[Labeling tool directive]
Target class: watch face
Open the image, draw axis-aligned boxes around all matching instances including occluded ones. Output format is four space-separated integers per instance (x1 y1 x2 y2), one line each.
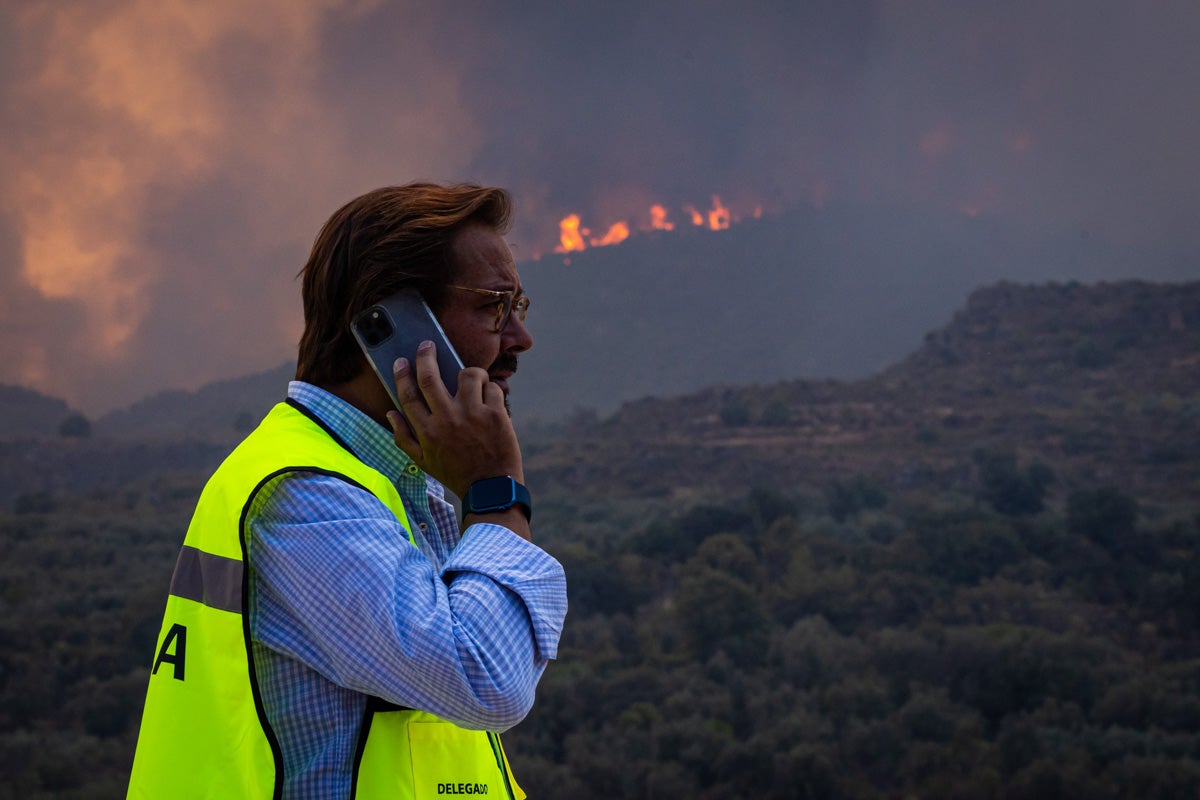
466 477 530 520
471 477 516 511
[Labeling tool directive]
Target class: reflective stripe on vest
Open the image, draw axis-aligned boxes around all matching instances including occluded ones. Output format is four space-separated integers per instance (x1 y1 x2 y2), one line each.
127 400 524 799
169 545 242 613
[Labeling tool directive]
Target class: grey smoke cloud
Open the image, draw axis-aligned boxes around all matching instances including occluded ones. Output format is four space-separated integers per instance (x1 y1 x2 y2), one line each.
0 0 1197 414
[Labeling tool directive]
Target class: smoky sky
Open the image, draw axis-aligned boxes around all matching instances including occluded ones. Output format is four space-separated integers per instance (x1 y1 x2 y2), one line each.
1 0 1198 415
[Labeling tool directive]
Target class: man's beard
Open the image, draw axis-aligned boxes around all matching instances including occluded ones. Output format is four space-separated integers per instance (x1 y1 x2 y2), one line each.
488 352 519 416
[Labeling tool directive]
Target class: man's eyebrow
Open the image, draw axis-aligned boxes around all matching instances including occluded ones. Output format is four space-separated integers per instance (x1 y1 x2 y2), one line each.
487 273 520 291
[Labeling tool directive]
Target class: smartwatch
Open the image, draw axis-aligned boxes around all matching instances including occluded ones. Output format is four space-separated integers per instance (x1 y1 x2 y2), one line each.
463 476 532 521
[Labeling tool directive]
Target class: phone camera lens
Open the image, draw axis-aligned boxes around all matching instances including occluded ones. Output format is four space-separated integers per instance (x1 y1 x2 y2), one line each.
357 307 393 347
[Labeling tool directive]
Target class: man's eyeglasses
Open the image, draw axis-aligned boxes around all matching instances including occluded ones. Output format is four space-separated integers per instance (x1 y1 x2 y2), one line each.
445 284 531 333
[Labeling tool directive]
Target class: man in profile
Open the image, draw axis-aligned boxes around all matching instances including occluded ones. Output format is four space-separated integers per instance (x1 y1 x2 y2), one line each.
128 183 567 799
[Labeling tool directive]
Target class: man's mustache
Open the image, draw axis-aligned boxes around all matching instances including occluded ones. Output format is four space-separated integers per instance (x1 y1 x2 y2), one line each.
488 353 519 377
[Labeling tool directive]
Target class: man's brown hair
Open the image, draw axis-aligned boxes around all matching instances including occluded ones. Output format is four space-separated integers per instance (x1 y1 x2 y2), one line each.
295 182 512 386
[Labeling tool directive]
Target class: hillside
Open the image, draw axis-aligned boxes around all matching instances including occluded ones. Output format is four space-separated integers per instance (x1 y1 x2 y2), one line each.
94 360 296 440
2 280 1198 798
524 280 1200 508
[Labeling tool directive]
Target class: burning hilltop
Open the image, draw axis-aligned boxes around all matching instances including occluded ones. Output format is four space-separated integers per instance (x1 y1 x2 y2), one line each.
549 195 763 260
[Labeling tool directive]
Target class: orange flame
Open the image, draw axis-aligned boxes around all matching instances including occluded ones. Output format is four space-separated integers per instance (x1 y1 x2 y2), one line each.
707 195 731 230
683 204 704 226
589 221 629 247
649 204 674 231
554 213 587 253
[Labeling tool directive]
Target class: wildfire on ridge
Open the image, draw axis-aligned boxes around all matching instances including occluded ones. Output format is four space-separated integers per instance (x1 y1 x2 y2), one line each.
554 194 752 255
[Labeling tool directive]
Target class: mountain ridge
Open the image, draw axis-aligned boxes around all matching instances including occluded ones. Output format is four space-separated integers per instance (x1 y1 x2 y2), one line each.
0 384 77 438
521 279 1200 507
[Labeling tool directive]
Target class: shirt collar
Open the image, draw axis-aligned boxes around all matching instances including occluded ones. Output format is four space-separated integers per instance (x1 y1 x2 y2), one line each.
286 381 440 496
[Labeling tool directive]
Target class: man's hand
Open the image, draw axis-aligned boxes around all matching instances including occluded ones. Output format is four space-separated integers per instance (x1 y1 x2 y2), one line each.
387 340 525 504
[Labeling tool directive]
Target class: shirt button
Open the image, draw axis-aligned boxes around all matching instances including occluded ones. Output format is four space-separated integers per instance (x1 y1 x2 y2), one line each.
418 523 428 531
406 464 420 476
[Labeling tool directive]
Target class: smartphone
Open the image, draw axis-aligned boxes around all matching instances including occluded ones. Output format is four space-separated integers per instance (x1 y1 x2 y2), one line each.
351 288 464 411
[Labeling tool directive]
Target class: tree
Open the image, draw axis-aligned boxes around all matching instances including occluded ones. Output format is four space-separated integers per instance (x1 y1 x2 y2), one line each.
1067 487 1138 549
718 394 750 427
58 412 92 439
826 475 888 522
687 534 760 585
973 450 1054 516
674 568 768 667
759 400 791 426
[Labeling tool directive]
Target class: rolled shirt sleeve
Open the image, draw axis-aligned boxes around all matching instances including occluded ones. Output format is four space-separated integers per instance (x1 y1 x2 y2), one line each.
248 471 567 731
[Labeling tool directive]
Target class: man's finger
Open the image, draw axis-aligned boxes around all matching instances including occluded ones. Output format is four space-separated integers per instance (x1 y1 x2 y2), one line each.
481 379 506 409
393 356 431 419
455 367 490 406
412 341 454 410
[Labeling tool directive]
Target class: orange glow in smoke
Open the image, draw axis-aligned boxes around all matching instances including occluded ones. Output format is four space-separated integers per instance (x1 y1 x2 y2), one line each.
810 181 829 209
919 126 956 159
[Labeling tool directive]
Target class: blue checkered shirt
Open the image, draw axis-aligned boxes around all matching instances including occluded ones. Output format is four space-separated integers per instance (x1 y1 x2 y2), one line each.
245 382 567 799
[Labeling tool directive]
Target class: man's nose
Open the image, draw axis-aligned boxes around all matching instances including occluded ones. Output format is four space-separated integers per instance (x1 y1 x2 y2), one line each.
502 314 533 353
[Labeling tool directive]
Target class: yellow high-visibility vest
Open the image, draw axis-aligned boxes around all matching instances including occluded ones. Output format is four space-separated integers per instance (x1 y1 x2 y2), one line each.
127 400 524 799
